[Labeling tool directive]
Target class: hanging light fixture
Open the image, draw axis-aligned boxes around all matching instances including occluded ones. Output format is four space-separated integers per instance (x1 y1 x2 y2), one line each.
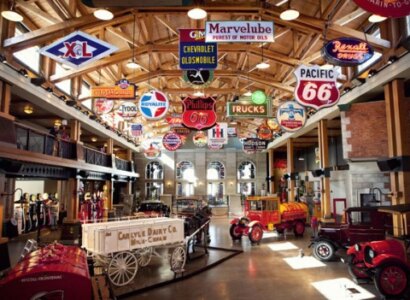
54 119 62 127
187 7 207 20
256 44 270 69
368 14 387 23
93 8 113 21
280 0 299 21
91 137 98 142
23 105 33 114
1 1 23 22
126 14 141 69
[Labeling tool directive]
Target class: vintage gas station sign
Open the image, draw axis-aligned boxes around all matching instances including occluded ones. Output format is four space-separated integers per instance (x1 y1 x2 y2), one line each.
266 118 280 133
294 65 340 110
91 79 136 99
353 0 410 18
182 97 217 130
116 101 138 120
322 38 374 66
129 123 143 137
162 132 182 151
205 21 274 43
208 122 228 145
183 70 214 88
179 29 218 70
227 101 269 118
139 90 169 120
257 124 273 140
193 131 208 148
144 143 161 159
94 98 114 114
40 31 117 69
277 101 306 132
242 138 268 152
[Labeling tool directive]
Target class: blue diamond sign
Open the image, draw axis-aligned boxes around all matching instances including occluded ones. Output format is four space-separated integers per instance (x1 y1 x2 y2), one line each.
40 31 118 69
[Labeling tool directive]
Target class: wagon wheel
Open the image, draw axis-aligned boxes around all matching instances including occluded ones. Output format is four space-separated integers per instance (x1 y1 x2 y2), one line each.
170 246 186 272
135 247 153 267
107 251 138 286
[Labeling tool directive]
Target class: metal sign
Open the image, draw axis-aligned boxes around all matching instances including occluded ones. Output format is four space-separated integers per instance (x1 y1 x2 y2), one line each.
182 97 217 130
183 70 214 88
179 29 218 70
227 101 269 118
117 101 138 120
91 79 136 99
139 90 169 120
266 118 280 133
277 101 306 132
129 123 143 137
353 0 410 18
228 127 237 137
257 124 273 140
322 38 374 66
294 65 340 110
144 143 161 159
242 138 268 152
40 31 117 69
205 21 274 43
208 122 228 145
193 131 208 148
162 132 182 151
94 98 114 114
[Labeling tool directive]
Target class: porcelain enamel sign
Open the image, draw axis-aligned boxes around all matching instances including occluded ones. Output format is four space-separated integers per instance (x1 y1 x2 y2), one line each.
139 90 169 120
205 21 274 43
322 38 374 66
117 101 137 120
162 132 182 151
353 0 410 18
277 101 306 132
182 97 217 130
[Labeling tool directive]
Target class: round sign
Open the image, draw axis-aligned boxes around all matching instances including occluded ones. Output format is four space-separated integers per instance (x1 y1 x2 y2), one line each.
144 144 161 159
162 132 182 151
353 0 410 18
183 70 214 88
95 98 114 115
251 90 267 105
193 131 207 147
139 90 169 120
117 101 138 120
208 142 223 150
267 118 280 132
277 101 306 132
257 124 273 140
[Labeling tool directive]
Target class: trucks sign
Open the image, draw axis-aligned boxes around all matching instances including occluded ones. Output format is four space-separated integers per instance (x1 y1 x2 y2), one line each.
227 101 269 118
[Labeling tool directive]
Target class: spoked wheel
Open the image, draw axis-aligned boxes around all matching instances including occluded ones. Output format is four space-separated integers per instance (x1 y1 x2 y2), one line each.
135 247 153 267
347 255 370 281
375 262 410 298
248 225 263 244
229 224 242 240
107 251 138 286
170 246 186 272
312 241 335 262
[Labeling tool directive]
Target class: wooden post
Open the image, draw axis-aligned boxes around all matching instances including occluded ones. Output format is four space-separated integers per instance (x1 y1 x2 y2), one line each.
0 80 11 115
268 149 275 194
287 139 295 202
65 178 79 222
70 119 81 142
106 138 114 155
318 119 333 221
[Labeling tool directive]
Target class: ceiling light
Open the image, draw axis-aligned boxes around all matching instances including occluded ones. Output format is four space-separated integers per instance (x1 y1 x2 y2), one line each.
187 8 207 20
321 63 334 70
23 105 33 114
1 1 23 23
126 61 140 69
91 137 98 142
256 62 270 69
280 9 299 21
368 14 387 23
93 9 113 20
54 119 62 127
193 90 204 97
243 91 252 97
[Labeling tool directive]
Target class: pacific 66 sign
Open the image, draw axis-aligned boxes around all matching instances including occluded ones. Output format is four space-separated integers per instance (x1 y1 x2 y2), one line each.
294 65 340 110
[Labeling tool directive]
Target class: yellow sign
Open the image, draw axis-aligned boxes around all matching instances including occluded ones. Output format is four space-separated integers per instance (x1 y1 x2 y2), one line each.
91 79 135 99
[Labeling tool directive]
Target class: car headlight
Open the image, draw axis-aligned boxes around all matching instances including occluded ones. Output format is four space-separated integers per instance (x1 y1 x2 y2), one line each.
368 249 375 259
354 244 361 251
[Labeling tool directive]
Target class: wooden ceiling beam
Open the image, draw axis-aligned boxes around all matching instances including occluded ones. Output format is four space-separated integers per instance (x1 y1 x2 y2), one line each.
16 1 61 25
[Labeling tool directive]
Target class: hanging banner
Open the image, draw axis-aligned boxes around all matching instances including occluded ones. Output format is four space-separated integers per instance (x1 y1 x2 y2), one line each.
193 131 208 148
353 0 410 18
139 90 169 120
277 101 306 132
208 122 228 145
162 132 183 151
182 97 217 130
183 70 214 88
129 123 143 137
227 101 269 118
205 21 274 43
322 38 374 66
91 79 136 99
179 29 218 70
40 31 118 69
116 101 138 120
242 138 268 152
94 98 114 114
294 65 340 110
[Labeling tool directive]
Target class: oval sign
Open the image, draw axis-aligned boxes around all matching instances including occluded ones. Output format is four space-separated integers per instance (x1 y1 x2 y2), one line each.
353 0 410 18
144 144 161 159
139 90 169 120
266 118 280 133
193 131 207 147
117 101 137 120
322 38 374 66
257 124 273 140
277 101 306 132
162 132 182 151
95 98 114 115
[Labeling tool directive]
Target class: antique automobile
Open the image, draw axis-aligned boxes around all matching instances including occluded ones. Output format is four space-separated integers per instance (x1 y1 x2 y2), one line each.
136 200 170 217
344 204 410 299
310 206 392 261
230 196 308 243
173 197 203 217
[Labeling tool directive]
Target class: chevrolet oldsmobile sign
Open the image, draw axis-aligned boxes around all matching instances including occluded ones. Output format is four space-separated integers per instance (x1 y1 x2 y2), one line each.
40 31 118 69
205 21 274 43
227 97 270 118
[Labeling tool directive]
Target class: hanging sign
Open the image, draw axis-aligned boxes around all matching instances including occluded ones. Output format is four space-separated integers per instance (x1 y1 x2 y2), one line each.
144 143 161 159
322 38 374 66
166 114 183 127
129 123 143 137
227 101 269 118
242 138 268 152
173 127 191 136
182 97 217 130
257 124 273 140
228 127 237 137
91 79 136 99
193 131 208 148
94 98 114 114
353 0 410 18
266 118 280 133
208 142 224 150
251 90 267 105
277 101 306 132
294 65 340 110
117 101 138 120
208 123 228 145
40 31 118 69
139 90 169 120
162 132 182 151
205 21 274 43
179 29 218 70
183 70 214 88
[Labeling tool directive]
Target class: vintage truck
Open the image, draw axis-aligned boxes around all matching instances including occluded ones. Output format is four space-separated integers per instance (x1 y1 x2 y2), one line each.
230 196 308 243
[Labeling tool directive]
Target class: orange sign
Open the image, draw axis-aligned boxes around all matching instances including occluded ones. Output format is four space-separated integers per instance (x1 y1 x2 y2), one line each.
91 79 135 99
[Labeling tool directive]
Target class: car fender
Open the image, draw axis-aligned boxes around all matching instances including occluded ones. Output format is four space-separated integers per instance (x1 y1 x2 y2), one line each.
230 218 240 225
248 220 261 228
370 255 410 269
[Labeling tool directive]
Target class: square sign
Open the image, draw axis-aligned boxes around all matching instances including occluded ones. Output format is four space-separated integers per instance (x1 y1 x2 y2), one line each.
40 31 118 69
208 122 228 145
179 29 218 70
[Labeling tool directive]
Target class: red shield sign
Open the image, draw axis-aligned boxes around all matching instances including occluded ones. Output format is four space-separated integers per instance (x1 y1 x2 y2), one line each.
294 65 340 110
182 97 217 130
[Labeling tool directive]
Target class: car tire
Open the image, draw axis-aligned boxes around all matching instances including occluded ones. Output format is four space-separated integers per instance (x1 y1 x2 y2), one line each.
248 225 263 244
229 224 242 240
347 255 370 281
312 240 335 261
293 221 305 237
374 261 410 299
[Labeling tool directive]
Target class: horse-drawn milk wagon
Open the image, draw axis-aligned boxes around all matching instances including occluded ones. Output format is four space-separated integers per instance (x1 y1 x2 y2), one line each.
82 217 186 286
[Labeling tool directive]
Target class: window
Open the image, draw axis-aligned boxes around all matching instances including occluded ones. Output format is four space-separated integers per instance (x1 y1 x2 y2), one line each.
144 161 163 200
13 28 40 74
176 161 196 197
146 161 163 180
54 64 72 96
145 182 163 200
358 29 382 74
206 161 226 206
207 161 225 180
238 161 256 198
238 161 256 179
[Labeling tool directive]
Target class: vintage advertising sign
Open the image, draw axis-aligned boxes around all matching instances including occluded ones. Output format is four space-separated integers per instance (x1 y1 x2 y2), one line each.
116 101 138 120
139 90 169 120
208 142 224 150
162 132 182 151
91 79 136 99
144 143 161 159
183 70 214 88
173 127 191 136
227 101 269 118
129 123 143 137
193 131 208 148
242 138 268 152
179 29 218 70
208 123 228 145
205 21 274 43
277 101 306 132
40 31 117 69
182 97 217 130
266 118 280 133
322 38 374 66
294 65 340 110
228 127 237 137
166 114 183 127
94 98 114 114
353 0 410 18
257 124 273 140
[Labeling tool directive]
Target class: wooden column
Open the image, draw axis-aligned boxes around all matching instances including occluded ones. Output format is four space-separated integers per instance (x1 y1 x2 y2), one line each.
106 138 114 155
126 149 133 194
287 139 295 202
70 119 81 142
0 80 11 115
318 119 333 221
384 79 410 236
268 149 275 194
65 178 79 222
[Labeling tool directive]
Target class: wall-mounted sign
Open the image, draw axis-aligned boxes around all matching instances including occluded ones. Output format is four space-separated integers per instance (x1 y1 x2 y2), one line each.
162 132 182 151
266 118 280 133
139 90 169 120
117 101 138 120
227 101 269 118
294 65 340 110
144 143 161 159
242 138 268 152
228 127 237 137
277 101 306 132
182 97 217 130
322 38 374 66
193 131 208 148
251 90 267 104
183 70 214 88
353 0 410 18
208 142 224 150
129 123 143 137
257 124 273 140
208 122 228 145
94 98 114 114
91 79 136 99
179 29 218 70
40 31 118 69
205 21 274 43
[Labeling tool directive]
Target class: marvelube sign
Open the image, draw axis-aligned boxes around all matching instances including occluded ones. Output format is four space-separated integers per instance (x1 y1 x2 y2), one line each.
353 0 410 18
227 101 269 118
322 38 374 66
182 97 217 130
179 29 218 70
139 90 169 120
205 21 274 43
277 101 306 132
91 79 136 99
